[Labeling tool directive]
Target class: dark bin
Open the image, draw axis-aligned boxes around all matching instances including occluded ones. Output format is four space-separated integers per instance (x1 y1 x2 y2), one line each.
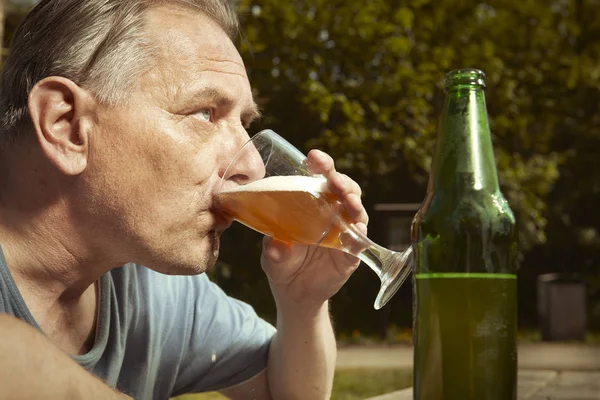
538 273 587 341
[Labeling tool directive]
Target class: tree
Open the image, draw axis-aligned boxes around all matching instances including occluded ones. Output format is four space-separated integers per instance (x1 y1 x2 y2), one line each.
213 0 600 332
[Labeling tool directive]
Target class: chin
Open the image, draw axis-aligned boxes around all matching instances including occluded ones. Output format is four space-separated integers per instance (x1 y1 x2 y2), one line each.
163 247 219 275
160 263 209 276
153 254 216 276
152 233 220 276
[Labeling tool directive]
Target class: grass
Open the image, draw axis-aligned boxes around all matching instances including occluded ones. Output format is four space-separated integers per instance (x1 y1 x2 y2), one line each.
331 368 412 400
172 368 412 400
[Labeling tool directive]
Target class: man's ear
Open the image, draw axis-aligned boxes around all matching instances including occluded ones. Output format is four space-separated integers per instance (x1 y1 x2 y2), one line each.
28 77 94 175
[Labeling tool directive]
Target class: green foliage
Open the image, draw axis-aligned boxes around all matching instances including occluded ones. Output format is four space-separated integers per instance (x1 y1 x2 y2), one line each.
237 0 600 253
230 0 600 330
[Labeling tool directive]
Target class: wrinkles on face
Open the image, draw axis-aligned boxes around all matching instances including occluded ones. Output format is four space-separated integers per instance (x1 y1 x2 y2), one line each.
144 6 249 94
139 9 256 139
84 5 259 274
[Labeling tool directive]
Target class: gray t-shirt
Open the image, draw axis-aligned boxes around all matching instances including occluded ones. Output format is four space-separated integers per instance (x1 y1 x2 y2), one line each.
0 249 276 399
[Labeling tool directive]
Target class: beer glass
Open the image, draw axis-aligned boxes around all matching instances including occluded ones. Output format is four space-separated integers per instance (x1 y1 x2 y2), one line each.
217 129 413 310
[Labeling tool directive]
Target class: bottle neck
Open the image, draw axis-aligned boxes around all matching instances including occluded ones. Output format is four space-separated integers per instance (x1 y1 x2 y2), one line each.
429 87 500 194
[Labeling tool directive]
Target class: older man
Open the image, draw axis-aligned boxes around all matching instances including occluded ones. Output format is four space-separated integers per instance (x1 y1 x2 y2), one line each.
0 0 368 399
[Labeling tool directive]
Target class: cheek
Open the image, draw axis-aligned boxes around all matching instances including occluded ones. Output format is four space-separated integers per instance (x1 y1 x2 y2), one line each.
146 141 223 213
184 134 235 182
172 140 220 185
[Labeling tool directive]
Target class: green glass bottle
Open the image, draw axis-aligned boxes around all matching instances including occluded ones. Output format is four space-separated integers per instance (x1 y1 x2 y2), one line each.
411 69 518 399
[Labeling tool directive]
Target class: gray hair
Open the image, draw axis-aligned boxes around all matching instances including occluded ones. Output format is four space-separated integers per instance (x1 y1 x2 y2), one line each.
0 0 239 145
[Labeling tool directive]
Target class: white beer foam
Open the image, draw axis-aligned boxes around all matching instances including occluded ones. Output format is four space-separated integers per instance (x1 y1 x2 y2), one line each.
223 175 329 193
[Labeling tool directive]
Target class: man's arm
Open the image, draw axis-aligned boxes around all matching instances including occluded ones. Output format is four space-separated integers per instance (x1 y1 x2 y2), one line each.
0 313 131 400
220 150 366 399
267 302 336 399
219 302 335 400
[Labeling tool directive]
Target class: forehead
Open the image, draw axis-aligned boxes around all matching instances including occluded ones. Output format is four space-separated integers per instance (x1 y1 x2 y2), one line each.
141 6 250 99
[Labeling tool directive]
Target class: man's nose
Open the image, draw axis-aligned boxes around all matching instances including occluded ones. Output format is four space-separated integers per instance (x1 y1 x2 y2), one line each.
222 134 266 186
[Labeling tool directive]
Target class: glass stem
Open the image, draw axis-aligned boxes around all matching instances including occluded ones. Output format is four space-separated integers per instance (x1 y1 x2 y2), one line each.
357 243 398 282
343 223 397 282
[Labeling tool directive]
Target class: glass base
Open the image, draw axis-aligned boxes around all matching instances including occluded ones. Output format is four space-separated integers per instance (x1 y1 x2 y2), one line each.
373 247 413 310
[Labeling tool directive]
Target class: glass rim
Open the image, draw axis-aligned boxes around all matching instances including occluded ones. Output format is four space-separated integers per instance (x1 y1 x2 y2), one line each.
445 68 486 91
219 129 276 192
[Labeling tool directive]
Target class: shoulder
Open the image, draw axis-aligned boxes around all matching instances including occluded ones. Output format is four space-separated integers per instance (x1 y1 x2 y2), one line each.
106 265 275 395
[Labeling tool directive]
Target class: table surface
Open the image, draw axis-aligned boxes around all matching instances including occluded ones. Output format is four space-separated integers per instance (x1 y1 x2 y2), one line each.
364 370 600 400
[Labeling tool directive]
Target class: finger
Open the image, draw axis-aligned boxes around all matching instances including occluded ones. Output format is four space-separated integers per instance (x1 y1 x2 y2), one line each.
305 150 362 196
355 222 368 236
328 172 362 199
342 193 369 225
339 222 369 256
305 149 335 175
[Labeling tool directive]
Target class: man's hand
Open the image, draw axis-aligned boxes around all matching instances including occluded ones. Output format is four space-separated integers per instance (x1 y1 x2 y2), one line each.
258 149 367 399
261 149 368 310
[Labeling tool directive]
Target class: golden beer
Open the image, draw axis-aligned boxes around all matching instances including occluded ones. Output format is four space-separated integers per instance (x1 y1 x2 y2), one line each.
217 176 352 250
218 129 414 309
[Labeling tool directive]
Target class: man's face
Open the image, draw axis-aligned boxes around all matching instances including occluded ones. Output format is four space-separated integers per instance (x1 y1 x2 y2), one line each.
83 6 260 274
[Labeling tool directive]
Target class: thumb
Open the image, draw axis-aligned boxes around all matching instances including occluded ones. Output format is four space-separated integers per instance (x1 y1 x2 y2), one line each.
261 237 307 286
261 236 293 265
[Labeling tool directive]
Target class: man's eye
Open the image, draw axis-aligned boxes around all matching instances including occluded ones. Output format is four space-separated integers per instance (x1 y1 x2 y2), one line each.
195 109 212 122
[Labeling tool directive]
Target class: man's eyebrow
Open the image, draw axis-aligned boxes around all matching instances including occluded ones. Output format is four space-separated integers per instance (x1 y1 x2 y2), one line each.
242 103 262 125
192 87 234 107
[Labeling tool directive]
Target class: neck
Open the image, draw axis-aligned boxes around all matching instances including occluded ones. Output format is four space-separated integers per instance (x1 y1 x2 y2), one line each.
0 146 114 302
429 87 500 195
